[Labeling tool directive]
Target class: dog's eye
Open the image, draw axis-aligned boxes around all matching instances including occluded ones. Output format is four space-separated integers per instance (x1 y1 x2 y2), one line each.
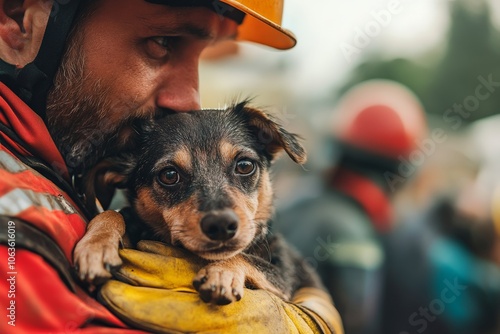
158 168 180 186
235 159 256 175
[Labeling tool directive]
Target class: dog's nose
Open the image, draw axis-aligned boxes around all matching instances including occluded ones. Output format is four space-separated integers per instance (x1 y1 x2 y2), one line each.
200 211 239 241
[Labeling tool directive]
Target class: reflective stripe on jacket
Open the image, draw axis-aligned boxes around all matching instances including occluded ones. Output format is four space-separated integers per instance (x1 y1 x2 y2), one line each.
0 82 141 333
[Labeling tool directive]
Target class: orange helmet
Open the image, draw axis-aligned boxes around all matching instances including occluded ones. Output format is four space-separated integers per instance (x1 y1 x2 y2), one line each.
150 0 296 49
333 80 427 160
220 0 296 49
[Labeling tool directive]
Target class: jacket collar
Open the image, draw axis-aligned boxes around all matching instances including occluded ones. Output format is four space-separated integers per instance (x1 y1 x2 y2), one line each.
0 82 70 182
330 167 392 233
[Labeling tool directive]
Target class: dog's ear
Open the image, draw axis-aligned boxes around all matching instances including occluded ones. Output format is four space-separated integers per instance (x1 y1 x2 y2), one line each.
83 154 137 212
232 101 307 164
99 153 137 189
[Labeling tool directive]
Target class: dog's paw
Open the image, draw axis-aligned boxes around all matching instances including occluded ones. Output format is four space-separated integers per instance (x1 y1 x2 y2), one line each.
73 233 122 286
193 265 245 305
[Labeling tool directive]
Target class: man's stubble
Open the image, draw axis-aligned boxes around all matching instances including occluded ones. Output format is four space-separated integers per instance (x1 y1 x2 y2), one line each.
46 22 149 175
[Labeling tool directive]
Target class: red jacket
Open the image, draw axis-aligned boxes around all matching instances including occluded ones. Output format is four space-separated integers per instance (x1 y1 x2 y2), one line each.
0 82 143 333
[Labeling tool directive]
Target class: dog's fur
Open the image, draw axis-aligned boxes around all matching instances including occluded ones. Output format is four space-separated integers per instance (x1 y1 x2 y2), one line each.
74 102 324 304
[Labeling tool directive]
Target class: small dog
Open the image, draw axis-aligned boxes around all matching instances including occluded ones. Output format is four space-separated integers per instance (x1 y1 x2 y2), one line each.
74 101 323 304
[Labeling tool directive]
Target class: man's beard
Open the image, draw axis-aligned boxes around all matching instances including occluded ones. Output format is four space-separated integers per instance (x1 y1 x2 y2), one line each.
46 26 145 176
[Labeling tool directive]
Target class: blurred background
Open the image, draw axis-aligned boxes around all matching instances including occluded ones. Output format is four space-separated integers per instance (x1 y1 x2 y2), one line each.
200 0 500 333
200 0 500 204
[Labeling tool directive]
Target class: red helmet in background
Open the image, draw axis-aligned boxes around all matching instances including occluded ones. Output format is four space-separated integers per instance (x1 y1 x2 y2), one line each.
330 80 428 231
332 80 428 160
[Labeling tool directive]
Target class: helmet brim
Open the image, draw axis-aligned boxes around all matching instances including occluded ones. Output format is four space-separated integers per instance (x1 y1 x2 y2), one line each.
220 0 296 50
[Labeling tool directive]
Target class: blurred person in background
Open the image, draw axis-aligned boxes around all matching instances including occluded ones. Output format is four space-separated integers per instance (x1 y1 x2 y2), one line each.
275 80 428 334
383 116 500 334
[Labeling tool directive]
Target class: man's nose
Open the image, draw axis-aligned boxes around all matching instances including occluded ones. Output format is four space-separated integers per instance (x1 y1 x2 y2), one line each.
155 58 201 112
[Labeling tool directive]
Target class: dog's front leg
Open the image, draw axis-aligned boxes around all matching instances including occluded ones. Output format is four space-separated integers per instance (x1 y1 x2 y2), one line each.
193 254 288 305
193 257 245 305
74 210 125 285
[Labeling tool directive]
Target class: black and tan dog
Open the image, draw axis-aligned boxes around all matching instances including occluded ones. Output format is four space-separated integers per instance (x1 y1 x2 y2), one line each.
74 101 323 304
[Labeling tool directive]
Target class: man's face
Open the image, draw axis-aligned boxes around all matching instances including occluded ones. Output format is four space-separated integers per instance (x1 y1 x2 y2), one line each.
46 0 238 173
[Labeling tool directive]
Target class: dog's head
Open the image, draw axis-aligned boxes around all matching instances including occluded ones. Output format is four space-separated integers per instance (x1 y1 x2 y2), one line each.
101 102 306 260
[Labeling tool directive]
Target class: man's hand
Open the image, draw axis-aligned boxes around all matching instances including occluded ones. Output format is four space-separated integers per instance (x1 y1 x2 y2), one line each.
98 241 344 334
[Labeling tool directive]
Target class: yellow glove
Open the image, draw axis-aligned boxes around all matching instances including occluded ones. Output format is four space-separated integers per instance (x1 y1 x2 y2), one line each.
99 241 344 334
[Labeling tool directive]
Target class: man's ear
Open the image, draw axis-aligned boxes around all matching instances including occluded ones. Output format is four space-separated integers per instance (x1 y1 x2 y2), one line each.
232 101 307 165
0 0 51 67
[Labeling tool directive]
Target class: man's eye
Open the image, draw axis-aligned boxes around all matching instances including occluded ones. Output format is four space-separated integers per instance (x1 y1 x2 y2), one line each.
152 36 170 48
145 37 172 59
